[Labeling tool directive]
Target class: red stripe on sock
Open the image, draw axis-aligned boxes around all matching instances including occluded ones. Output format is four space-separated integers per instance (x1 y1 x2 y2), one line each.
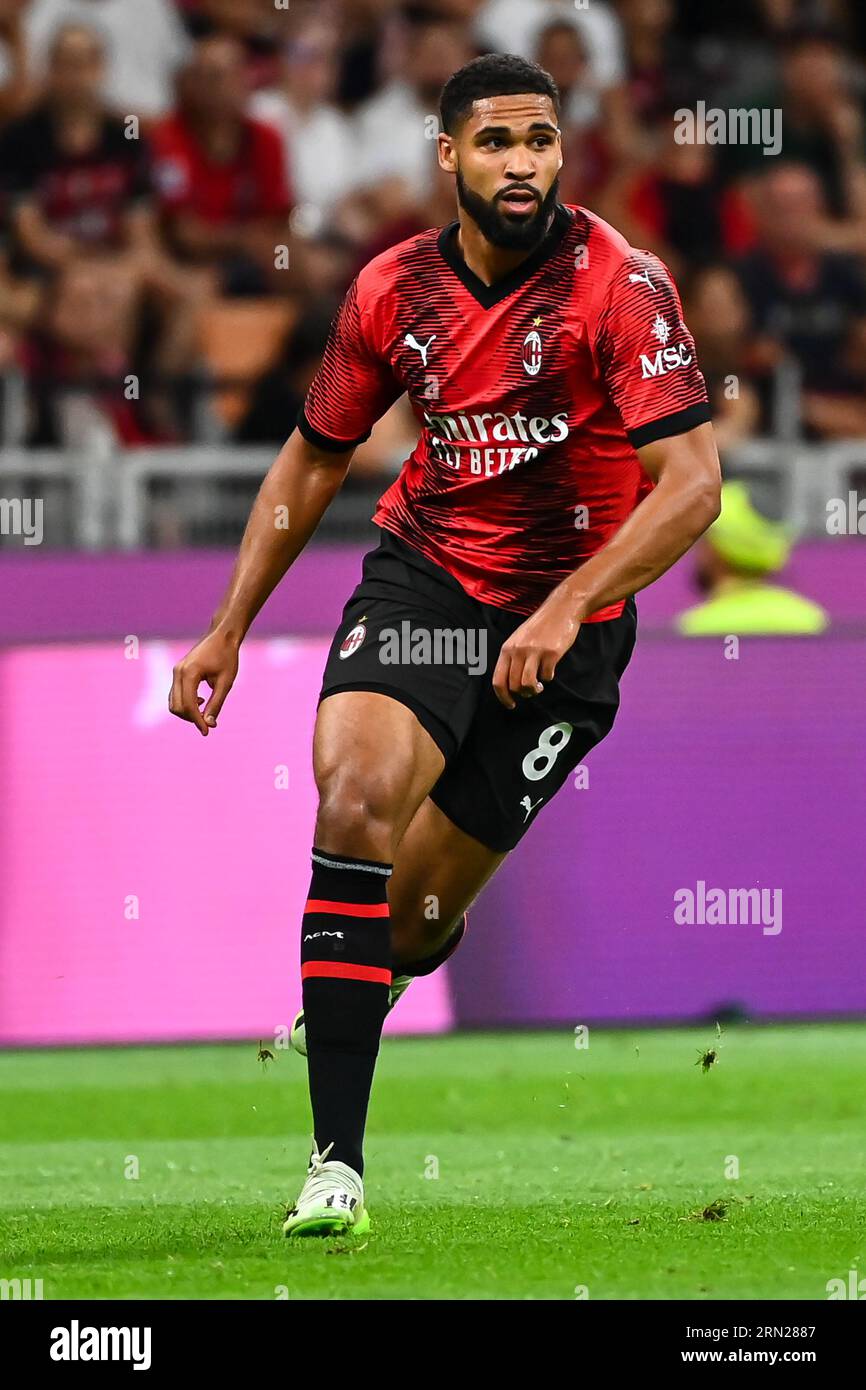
304 899 390 918
302 961 392 985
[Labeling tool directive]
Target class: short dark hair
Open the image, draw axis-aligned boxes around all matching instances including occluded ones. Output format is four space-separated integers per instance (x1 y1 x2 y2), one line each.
439 53 560 135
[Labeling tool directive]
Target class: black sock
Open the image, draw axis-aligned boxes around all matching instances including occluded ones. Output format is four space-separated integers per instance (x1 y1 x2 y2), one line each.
301 847 393 1177
395 912 468 977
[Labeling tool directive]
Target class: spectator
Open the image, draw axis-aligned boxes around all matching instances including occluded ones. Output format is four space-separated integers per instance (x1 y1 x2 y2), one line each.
250 19 355 236
351 17 471 213
1 24 151 271
776 26 866 228
152 35 292 295
184 0 285 93
591 0 706 177
331 0 388 110
677 481 828 635
0 0 36 125
682 264 760 452
602 113 754 275
531 19 628 209
26 0 189 118
716 24 866 225
617 0 697 126
735 163 866 437
0 23 207 442
475 0 625 92
534 19 598 131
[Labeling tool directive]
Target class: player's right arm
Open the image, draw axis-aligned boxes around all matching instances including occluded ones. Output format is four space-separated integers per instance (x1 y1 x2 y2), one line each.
169 271 402 736
169 431 355 735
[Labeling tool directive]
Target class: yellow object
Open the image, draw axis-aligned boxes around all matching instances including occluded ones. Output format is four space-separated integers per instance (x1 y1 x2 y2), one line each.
678 579 829 636
705 481 792 574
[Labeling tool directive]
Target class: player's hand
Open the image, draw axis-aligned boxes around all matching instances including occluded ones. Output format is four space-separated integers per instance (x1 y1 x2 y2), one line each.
169 630 240 736
492 596 581 710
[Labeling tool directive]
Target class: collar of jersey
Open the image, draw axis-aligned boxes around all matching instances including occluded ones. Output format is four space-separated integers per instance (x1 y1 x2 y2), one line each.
436 202 573 309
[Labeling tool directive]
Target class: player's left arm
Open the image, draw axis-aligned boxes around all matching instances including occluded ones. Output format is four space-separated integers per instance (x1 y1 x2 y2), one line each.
556 421 720 616
492 423 720 708
493 251 721 709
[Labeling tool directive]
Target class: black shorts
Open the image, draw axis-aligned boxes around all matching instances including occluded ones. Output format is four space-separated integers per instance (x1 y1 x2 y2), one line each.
318 527 637 853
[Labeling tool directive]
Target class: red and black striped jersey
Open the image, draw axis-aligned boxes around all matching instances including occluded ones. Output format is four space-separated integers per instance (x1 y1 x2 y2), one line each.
299 203 711 620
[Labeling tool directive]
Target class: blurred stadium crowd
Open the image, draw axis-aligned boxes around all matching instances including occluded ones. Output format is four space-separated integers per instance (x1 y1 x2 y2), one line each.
1 0 866 542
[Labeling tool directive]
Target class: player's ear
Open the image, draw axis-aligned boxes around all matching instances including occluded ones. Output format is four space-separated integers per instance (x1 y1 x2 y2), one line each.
437 132 457 174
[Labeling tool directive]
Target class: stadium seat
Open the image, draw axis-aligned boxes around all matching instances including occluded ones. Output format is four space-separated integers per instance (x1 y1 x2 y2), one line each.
199 298 297 427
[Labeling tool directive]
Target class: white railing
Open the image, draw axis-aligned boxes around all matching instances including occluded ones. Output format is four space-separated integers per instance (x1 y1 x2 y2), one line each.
1 439 865 549
116 446 275 550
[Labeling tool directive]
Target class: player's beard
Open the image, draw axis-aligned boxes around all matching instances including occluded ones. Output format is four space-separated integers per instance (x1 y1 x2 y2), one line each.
456 172 560 251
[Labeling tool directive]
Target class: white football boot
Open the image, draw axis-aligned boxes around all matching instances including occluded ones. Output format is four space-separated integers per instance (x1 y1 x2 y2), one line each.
282 1141 370 1238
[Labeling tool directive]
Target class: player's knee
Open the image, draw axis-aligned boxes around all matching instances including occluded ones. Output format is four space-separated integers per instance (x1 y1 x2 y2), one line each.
314 770 402 860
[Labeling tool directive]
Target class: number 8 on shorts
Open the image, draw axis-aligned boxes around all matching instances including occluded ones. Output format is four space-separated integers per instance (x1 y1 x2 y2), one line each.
521 722 574 782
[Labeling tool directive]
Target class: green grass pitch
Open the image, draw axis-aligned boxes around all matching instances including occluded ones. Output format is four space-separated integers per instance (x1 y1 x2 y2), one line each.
1 1025 864 1300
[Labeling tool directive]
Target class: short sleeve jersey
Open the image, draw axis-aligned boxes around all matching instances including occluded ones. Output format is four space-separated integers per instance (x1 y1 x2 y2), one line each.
300 203 710 620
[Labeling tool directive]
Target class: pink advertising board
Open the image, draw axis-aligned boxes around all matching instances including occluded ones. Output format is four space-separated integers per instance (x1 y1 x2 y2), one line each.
0 639 454 1045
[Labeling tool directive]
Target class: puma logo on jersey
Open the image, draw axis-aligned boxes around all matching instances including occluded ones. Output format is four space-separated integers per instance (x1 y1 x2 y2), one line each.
628 269 656 291
404 333 436 366
520 795 544 822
